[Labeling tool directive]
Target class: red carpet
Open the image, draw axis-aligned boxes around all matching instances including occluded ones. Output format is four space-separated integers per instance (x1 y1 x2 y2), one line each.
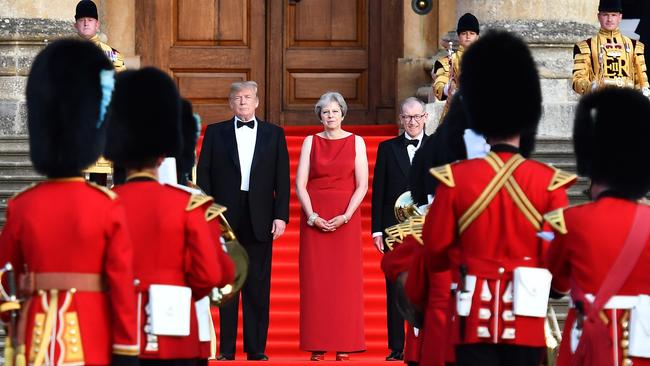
202 124 400 364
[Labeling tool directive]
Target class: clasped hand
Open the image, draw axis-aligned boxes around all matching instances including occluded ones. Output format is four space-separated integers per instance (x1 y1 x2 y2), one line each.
313 215 347 232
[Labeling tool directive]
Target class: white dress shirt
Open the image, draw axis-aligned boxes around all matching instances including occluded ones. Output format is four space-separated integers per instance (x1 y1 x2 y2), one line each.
405 131 424 164
234 117 257 191
372 131 425 239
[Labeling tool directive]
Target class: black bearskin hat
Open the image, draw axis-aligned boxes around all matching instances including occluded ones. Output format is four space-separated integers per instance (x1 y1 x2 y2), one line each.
75 0 98 20
457 13 480 34
598 0 622 13
459 30 541 141
573 87 650 199
175 99 201 186
104 67 181 168
26 39 112 178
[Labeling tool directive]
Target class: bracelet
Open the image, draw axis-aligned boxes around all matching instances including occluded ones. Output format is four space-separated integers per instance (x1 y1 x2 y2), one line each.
307 212 319 226
342 214 349 224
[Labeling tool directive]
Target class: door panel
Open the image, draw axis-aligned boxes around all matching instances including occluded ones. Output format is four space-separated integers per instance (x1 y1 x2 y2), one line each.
136 0 401 125
280 0 369 124
137 0 264 123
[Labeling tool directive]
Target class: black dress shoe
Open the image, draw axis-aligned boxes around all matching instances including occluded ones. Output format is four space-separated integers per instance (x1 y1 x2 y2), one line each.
386 350 404 361
247 353 269 361
216 354 234 361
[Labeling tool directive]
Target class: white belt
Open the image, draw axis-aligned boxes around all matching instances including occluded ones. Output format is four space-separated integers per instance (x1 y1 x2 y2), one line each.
571 294 646 310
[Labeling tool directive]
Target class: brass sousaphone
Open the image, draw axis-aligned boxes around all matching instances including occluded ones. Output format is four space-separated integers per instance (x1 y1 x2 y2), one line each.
209 206 249 307
385 191 425 327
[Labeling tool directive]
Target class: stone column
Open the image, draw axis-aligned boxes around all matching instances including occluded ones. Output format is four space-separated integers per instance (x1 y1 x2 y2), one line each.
0 0 136 136
0 0 78 136
445 0 600 137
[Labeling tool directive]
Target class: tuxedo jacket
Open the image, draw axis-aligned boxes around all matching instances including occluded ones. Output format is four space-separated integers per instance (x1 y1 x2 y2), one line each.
371 133 429 234
197 117 290 243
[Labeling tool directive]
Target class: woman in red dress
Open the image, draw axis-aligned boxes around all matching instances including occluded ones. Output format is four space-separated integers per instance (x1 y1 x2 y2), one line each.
296 92 369 361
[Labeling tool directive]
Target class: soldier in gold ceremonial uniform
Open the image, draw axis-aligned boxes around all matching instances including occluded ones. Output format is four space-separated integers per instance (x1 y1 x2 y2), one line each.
432 13 480 122
74 0 125 72
75 0 126 184
572 0 650 95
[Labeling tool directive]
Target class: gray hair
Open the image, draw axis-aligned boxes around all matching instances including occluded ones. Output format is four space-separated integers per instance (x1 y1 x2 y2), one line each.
400 97 426 114
230 81 258 99
314 91 348 117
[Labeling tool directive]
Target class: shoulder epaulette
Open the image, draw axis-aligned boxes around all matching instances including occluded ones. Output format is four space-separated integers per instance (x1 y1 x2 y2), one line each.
439 57 450 72
429 164 455 187
186 194 214 212
433 59 446 73
408 216 425 245
635 39 645 54
86 181 117 200
11 183 38 199
576 40 591 54
543 208 567 235
205 203 227 222
547 168 577 191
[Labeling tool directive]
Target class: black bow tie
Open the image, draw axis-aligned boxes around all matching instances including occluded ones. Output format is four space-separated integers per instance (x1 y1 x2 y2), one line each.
236 120 254 129
404 138 419 147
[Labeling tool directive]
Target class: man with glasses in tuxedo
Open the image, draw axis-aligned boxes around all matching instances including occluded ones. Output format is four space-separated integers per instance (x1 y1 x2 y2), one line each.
371 97 429 362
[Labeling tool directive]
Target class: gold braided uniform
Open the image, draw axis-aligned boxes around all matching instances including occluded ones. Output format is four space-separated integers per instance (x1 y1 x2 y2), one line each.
88 34 126 72
572 28 649 95
432 47 464 122
83 34 125 176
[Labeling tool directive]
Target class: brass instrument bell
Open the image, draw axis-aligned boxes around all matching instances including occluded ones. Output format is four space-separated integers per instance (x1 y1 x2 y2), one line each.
210 213 249 306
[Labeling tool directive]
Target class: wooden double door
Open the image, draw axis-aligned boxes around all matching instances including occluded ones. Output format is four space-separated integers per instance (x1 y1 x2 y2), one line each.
136 0 403 125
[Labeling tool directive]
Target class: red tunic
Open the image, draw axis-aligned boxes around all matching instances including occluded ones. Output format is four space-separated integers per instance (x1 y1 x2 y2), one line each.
423 150 574 347
114 179 230 359
380 237 425 363
405 240 453 366
546 197 650 366
0 178 139 365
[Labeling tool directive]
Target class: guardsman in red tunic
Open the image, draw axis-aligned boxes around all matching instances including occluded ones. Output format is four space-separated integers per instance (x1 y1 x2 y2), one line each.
171 98 237 363
104 68 233 365
0 39 139 366
381 223 425 366
546 87 650 366
423 31 576 365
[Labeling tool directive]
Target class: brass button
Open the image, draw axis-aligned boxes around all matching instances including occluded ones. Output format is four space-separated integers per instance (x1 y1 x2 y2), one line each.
34 338 41 345
69 337 78 344
68 328 77 335
71 346 79 353
68 319 76 326
621 339 630 348
498 267 505 274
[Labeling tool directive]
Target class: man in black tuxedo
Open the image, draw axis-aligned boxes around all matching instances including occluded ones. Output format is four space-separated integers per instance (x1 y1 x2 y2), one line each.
371 97 429 361
197 81 290 361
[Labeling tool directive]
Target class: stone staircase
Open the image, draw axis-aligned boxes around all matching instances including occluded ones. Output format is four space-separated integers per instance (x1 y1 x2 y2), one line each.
0 136 43 228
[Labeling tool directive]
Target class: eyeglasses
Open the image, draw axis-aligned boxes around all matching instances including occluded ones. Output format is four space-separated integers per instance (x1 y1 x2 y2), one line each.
400 114 426 122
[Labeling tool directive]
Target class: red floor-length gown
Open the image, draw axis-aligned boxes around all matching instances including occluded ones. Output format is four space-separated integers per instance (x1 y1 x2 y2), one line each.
299 134 366 352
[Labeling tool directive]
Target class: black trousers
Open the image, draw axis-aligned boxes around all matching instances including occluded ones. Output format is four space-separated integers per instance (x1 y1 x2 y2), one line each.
385 276 405 351
219 191 272 357
140 359 201 366
455 344 544 366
